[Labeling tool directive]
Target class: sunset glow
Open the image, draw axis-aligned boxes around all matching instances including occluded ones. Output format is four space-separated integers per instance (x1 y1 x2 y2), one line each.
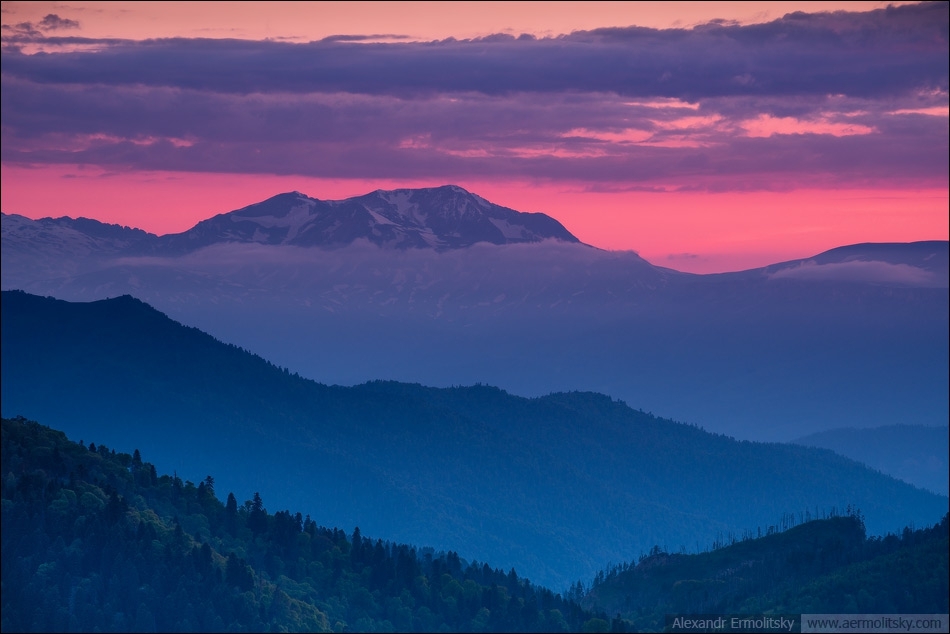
2 1 947 272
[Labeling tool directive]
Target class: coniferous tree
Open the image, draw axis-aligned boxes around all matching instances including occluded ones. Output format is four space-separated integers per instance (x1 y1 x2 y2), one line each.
248 491 268 534
225 491 239 533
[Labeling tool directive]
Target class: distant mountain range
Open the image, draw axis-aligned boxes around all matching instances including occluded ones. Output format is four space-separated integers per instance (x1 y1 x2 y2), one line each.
759 241 949 282
1 185 578 258
2 186 947 441
2 290 947 590
3 185 944 284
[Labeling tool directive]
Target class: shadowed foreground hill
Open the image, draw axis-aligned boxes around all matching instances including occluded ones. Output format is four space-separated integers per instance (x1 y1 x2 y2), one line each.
581 512 949 631
1 290 946 589
1 416 604 632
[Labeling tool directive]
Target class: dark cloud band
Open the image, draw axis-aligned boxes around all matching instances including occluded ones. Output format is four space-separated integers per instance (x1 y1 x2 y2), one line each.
1 2 946 190
2 3 946 99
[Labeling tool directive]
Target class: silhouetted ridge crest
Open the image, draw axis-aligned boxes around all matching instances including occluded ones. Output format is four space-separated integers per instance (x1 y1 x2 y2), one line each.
2 291 947 588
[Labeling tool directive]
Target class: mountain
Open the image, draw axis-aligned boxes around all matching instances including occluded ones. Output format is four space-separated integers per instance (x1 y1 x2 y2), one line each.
155 186 580 252
2 189 947 441
0 184 582 294
791 425 950 496
580 512 949 630
2 290 946 590
1 416 605 633
756 241 949 287
0 212 154 284
0 212 152 254
1 185 579 259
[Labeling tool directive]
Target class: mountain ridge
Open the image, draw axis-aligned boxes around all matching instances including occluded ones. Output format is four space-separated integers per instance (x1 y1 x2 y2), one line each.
791 424 950 496
3 188 947 441
2 290 946 589
1 184 581 256
3 196 946 285
755 241 949 287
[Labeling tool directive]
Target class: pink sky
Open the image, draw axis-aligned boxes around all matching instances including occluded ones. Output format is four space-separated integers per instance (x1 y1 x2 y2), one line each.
2 2 910 43
1 1 947 272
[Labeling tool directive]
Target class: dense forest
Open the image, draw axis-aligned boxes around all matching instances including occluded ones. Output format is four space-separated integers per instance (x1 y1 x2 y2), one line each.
0 416 616 633
579 509 949 631
4 414 949 633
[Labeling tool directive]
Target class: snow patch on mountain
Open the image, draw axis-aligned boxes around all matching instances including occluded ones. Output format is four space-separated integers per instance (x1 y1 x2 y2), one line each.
366 209 399 227
489 218 528 241
377 190 417 221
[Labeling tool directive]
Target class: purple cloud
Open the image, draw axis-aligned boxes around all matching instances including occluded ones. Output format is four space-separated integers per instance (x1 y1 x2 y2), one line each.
1 13 79 38
1 3 947 190
2 4 946 98
37 14 79 31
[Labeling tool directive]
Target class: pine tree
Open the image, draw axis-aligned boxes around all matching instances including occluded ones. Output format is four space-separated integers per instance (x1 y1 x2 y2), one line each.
248 492 268 534
225 492 238 533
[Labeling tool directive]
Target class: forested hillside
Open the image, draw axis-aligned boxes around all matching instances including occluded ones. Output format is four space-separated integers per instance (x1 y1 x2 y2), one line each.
581 510 949 631
0 416 610 632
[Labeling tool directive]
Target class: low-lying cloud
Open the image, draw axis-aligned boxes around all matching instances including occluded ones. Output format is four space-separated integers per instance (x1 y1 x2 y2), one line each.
769 260 946 287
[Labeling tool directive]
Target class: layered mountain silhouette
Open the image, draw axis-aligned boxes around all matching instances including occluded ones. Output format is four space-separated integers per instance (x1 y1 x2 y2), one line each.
2 187 947 441
2 290 947 590
792 425 950 496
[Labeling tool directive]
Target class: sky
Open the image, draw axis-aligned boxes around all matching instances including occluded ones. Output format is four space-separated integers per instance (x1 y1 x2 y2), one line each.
1 1 947 273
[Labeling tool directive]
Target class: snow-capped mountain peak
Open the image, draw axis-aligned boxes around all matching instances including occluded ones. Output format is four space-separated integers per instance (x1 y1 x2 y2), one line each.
154 185 580 252
1 185 580 257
